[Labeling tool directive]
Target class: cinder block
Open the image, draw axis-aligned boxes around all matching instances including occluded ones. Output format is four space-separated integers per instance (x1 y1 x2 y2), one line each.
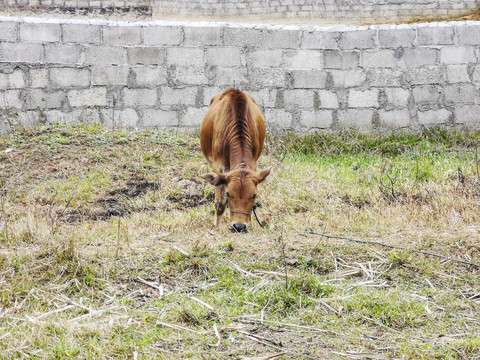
20 23 60 43
183 26 223 46
30 69 49 88
0 69 25 89
103 25 142 45
331 69 367 88
283 49 322 70
215 67 249 86
141 109 178 127
384 88 410 107
368 68 405 87
128 47 165 65
224 27 263 47
348 89 379 108
417 109 452 125
143 26 183 46
400 48 438 67
247 49 283 68
291 70 327 88
25 89 65 110
444 84 477 104
447 65 470 83
0 90 23 109
378 28 415 48
283 89 314 109
206 47 243 67
167 47 205 67
264 108 292 128
68 87 107 107
250 68 287 88
50 68 90 88
455 105 480 125
123 88 158 107
65 0 79 7
0 22 18 42
412 85 443 105
298 110 333 129
338 109 374 132
180 107 208 127
101 108 139 127
85 107 103 125
323 51 359 69
318 90 339 109
246 88 277 108
132 66 167 87
44 109 84 125
44 43 83 64
62 24 101 44
0 43 43 63
117 108 140 128
440 46 476 64
262 28 300 49
417 25 454 45
456 24 480 46
4 110 42 129
338 30 376 50
85 45 126 65
92 66 129 86
409 66 444 85
203 86 225 106
378 109 411 128
301 29 338 50
170 66 210 86
160 87 197 106
362 49 397 68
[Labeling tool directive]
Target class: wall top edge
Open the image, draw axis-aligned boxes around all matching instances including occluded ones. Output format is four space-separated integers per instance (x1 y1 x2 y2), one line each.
0 15 480 32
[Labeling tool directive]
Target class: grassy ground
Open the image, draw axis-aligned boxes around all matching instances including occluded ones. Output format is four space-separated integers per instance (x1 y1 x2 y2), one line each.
0 124 479 359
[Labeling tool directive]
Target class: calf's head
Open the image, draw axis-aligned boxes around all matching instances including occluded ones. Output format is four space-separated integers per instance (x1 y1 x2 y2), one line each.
202 167 271 233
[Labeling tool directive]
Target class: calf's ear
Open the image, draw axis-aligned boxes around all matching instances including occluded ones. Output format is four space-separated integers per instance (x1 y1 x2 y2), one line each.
201 172 226 186
256 167 272 184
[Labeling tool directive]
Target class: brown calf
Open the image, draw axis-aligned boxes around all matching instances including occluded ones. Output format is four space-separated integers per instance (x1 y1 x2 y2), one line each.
200 89 271 233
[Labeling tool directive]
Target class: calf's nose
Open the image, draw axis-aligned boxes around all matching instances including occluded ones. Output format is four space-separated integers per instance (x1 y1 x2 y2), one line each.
231 223 247 233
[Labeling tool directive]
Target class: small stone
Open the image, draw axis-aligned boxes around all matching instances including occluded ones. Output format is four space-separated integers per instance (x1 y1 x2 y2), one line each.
176 179 202 197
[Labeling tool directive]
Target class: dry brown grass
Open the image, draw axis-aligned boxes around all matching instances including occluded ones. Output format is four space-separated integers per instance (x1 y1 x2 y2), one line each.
0 125 479 359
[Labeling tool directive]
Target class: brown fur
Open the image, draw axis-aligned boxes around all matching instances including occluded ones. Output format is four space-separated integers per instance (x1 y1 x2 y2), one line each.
200 89 271 232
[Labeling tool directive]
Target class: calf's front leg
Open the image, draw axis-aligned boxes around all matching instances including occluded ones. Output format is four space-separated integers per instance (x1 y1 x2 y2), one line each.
214 184 227 229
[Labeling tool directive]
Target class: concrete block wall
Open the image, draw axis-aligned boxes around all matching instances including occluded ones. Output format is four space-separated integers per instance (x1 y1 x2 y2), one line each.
1 16 480 133
152 0 480 24
1 1 479 24
0 0 152 16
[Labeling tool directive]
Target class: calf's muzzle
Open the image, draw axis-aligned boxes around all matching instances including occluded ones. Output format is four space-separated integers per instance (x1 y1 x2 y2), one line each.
230 223 247 233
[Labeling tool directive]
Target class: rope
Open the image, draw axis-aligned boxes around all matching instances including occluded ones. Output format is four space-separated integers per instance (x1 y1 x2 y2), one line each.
252 203 264 229
228 203 265 229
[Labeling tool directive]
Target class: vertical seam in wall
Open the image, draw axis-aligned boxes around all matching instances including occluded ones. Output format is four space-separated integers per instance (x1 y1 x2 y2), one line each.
453 23 459 46
409 25 416 47
179 24 185 46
